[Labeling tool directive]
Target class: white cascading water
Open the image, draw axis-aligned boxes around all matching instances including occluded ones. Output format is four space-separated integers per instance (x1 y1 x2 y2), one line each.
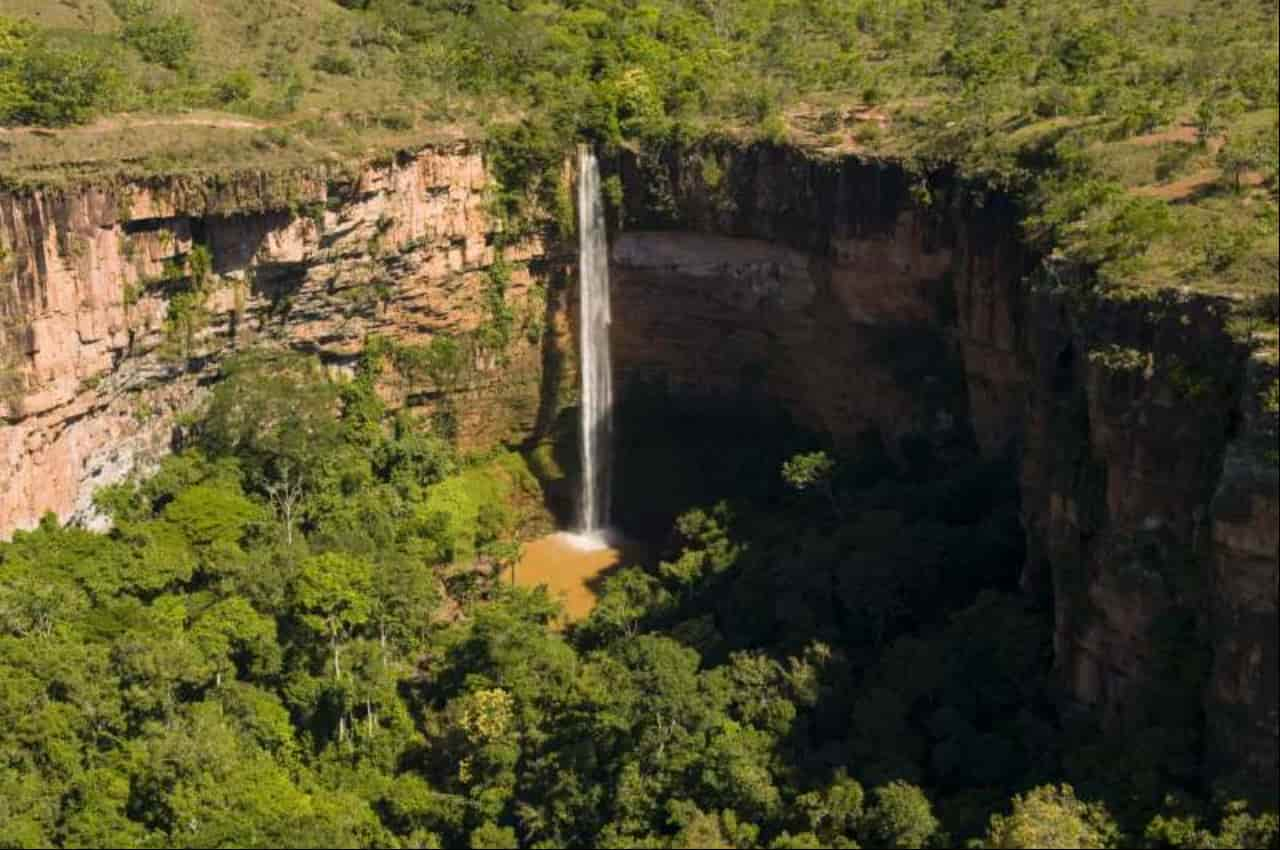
575 145 614 542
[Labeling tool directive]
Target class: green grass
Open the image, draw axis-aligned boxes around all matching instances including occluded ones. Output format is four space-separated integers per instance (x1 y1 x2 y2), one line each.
1 0 406 115
0 113 470 189
0 0 496 187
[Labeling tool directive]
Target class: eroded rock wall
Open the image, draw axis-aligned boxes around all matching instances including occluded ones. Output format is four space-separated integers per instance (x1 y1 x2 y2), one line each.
0 144 572 536
1019 288 1277 796
612 146 1029 462
1205 353 1279 795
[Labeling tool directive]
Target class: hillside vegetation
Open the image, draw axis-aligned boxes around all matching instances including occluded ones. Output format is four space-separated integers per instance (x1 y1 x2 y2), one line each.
1 0 1277 311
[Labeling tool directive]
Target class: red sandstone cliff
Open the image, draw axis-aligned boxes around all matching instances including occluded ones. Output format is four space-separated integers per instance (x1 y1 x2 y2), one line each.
0 144 570 536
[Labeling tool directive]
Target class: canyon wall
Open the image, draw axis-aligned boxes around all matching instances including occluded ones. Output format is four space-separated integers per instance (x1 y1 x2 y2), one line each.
1020 287 1276 796
1 141 1274 797
0 144 572 536
610 143 1276 798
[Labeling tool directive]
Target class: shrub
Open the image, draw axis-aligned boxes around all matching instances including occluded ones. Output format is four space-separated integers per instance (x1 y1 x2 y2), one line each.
759 112 789 145
1154 142 1197 183
314 51 357 77
377 110 414 130
853 121 884 145
1200 221 1255 273
115 0 198 70
213 69 254 104
3 30 119 127
1217 123 1279 191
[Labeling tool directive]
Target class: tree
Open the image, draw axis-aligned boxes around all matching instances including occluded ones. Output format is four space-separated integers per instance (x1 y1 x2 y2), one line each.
782 451 842 518
447 687 520 822
581 567 670 644
859 781 941 849
771 831 826 849
0 17 32 123
125 703 367 846
984 784 1117 849
163 480 265 550
380 774 459 846
470 822 518 849
290 552 373 681
669 803 735 849
1212 802 1280 849
1217 123 1278 192
4 31 117 126
794 771 865 846
59 767 148 848
264 459 307 546
372 553 443 656
202 350 342 475
192 597 279 687
1145 801 1279 850
658 503 742 591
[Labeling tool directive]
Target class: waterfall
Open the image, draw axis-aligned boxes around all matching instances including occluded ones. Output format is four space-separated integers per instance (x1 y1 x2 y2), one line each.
576 145 614 538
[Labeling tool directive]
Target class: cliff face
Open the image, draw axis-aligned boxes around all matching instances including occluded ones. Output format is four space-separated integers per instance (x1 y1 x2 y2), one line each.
610 143 1276 797
1205 354 1279 792
0 142 1274 795
0 144 571 536
612 147 1028 461
1020 288 1276 794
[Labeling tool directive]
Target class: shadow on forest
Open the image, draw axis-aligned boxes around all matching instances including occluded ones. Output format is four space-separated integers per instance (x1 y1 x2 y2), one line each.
553 379 1139 837
547 374 1247 836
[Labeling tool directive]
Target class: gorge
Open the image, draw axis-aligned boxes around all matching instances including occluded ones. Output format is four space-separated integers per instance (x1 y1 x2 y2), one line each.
0 139 1276 805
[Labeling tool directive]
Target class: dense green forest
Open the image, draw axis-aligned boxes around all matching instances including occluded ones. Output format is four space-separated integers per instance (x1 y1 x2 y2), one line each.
1 351 1277 848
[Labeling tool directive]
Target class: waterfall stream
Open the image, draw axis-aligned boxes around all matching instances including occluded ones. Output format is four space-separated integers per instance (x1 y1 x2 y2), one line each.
576 146 614 540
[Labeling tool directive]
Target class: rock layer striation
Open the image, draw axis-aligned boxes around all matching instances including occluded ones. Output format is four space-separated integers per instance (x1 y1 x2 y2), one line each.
1 144 571 535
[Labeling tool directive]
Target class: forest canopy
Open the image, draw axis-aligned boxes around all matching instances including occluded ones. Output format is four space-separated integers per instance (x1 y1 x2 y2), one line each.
1 352 1277 848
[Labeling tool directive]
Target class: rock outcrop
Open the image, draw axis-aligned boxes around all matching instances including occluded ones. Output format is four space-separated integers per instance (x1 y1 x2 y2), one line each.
1019 287 1275 795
